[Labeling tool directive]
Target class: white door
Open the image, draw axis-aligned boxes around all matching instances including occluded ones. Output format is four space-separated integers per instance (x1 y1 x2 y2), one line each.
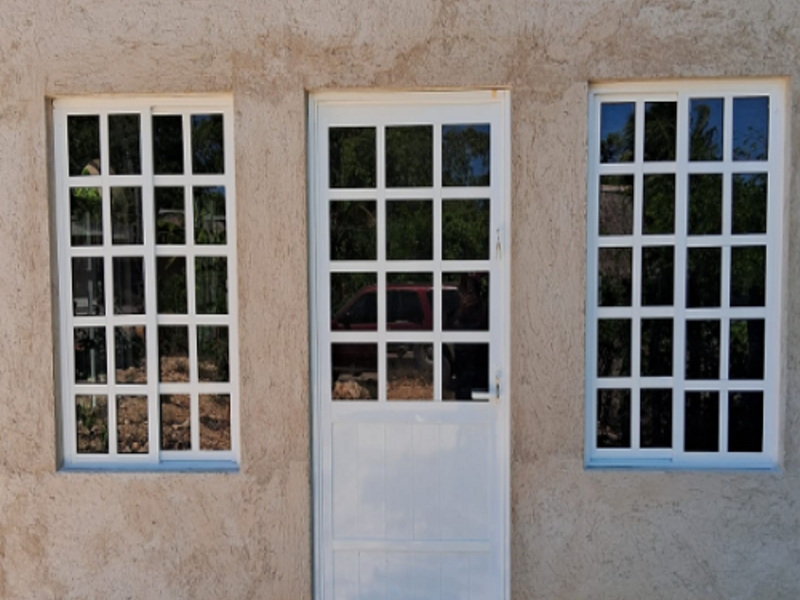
310 91 510 600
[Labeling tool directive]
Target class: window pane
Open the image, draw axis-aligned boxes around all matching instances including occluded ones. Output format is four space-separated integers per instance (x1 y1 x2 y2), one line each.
728 392 764 452
685 391 719 452
443 272 489 331
598 248 632 307
442 199 490 260
597 389 631 448
195 257 228 315
153 115 184 175
70 187 103 246
199 394 231 450
640 319 673 377
330 273 377 331
444 343 489 401
117 395 148 454
386 126 433 187
641 246 674 306
640 389 672 449
689 98 723 161
387 273 433 331
685 320 720 380
113 257 145 314
687 247 721 308
597 319 631 378
599 175 633 236
159 326 190 383
644 102 677 162
600 102 634 163
191 114 225 174
732 173 768 234
155 187 186 245
68 115 101 176
115 326 147 384
110 187 143 245
76 395 108 454
193 186 226 245
729 320 765 380
643 174 675 234
330 201 376 261
74 327 107 384
387 343 433 401
442 124 490 186
329 127 376 188
72 257 105 316
332 344 378 400
733 97 769 161
688 174 722 235
108 114 141 175
386 200 433 260
160 394 191 450
197 326 230 383
730 246 766 307
156 256 187 314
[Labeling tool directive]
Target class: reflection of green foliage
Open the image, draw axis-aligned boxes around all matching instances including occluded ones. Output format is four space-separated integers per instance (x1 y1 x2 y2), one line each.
71 187 103 245
733 174 767 234
76 396 109 453
690 102 722 161
330 128 376 188
192 115 225 174
330 201 376 260
442 200 490 260
110 187 143 244
442 125 490 186
643 103 677 161
386 126 432 187
194 187 227 245
731 247 766 306
196 257 228 314
643 175 675 234
386 201 432 260
688 174 722 235
68 115 100 176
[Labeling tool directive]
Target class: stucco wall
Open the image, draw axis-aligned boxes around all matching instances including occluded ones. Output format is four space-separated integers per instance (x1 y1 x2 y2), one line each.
0 0 798 598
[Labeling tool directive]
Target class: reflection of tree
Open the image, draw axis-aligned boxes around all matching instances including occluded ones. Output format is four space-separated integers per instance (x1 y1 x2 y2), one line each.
330 201 376 260
690 102 722 161
597 319 630 377
442 200 490 260
386 127 432 187
442 125 490 186
108 114 141 175
191 115 224 174
733 174 767 234
198 327 229 382
597 389 630 447
330 128 376 188
110 187 143 244
194 187 227 245
386 201 432 260
68 116 100 176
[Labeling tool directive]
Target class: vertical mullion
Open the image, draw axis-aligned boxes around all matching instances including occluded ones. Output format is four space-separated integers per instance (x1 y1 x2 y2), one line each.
433 122 443 401
630 100 645 450
376 124 387 402
586 95 601 458
719 96 734 456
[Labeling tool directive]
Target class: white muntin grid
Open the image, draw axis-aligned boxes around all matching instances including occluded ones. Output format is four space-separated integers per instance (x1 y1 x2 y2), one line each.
54 96 239 469
585 80 785 469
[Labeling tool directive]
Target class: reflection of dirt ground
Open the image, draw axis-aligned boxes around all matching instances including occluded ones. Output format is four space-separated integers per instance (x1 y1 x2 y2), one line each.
332 352 436 401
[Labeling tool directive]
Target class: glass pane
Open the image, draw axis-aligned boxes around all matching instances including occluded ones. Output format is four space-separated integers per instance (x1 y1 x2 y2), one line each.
729 319 765 380
155 187 186 244
115 326 147 384
156 256 187 314
108 114 141 175
728 392 764 452
76 395 108 454
160 394 190 451
153 115 184 175
598 247 632 307
444 343 489 401
197 326 230 383
685 320 720 380
687 247 721 308
640 389 672 449
191 114 225 174
387 343 433 401
110 187 143 245
72 257 105 316
644 102 677 162
641 319 673 377
597 389 631 448
643 174 675 234
597 319 631 378
688 174 722 235
74 327 107 384
113 257 145 314
330 201 376 261
599 175 633 236
70 187 103 246
685 391 719 452
159 326 190 383
386 200 433 260
194 186 226 245
733 97 769 161
732 173 767 234
387 273 433 331
195 257 228 314
600 102 635 163
442 199 490 261
332 344 378 400
730 246 766 307
689 98 723 161
331 273 377 331
443 272 489 331
199 394 231 450
641 246 674 306
386 126 433 187
329 127 376 188
68 115 101 176
442 124 490 186
117 395 148 454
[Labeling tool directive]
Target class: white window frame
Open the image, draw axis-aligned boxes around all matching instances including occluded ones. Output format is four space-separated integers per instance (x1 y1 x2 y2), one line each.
585 79 786 470
54 95 240 470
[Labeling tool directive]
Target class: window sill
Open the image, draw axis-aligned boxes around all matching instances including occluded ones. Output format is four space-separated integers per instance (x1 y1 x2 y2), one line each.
585 458 780 473
58 460 240 474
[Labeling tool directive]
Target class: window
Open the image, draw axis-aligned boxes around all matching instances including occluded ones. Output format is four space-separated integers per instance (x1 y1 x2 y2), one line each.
586 81 784 469
54 97 238 469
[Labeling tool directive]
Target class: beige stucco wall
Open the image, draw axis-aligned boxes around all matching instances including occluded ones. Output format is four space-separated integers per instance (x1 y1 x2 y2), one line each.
0 0 799 598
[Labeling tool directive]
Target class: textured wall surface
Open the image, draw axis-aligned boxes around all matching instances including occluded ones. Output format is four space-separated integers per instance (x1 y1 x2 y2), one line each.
0 0 799 598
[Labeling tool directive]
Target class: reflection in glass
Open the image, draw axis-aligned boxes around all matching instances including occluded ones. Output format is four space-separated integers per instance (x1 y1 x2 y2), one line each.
332 344 378 401
74 327 107 384
688 174 722 235
598 248 632 307
153 115 184 175
641 247 674 306
159 326 190 383
386 200 432 260
599 175 633 235
330 273 377 331
386 126 433 187
685 391 719 452
200 394 231 450
108 114 141 175
70 187 103 246
733 97 769 161
644 102 677 162
111 187 143 245
444 343 489 401
115 326 147 384
330 201 376 261
732 173 767 234
689 98 723 161
387 273 432 331
191 114 225 174
597 319 631 378
387 343 433 401
113 257 145 314
329 127 376 188
728 392 764 452
195 257 228 314
72 257 105 316
117 395 148 454
729 320 765 380
156 257 187 314
731 246 766 307
443 272 489 331
597 389 631 448
160 394 190 451
641 319 673 377
197 326 229 383
687 247 721 308
194 186 226 245
685 320 720 380
76 395 108 454
442 124 490 186
643 174 675 234
640 389 672 448
442 199 490 260
600 102 635 163
68 115 101 176
155 187 186 244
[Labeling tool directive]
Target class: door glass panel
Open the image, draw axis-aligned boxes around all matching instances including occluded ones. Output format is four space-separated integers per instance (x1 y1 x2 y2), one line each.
442 199 490 260
444 343 489 401
331 273 377 331
329 127 376 188
330 200 376 261
387 343 433 401
332 344 378 401
442 272 489 331
386 200 433 260
442 124 490 186
386 126 433 187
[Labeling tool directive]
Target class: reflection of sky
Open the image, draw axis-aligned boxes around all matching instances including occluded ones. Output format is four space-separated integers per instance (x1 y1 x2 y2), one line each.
690 98 724 156
443 124 490 181
600 102 634 143
733 97 769 160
